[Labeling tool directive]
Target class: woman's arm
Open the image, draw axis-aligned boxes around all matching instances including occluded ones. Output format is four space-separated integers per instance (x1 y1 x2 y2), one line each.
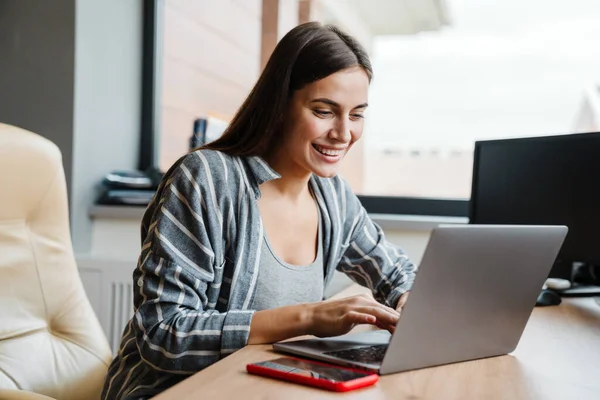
132 153 252 373
133 254 254 373
248 294 400 344
336 179 417 309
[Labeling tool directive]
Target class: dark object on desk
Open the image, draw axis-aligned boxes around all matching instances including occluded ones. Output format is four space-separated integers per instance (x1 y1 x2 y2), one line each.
563 263 600 295
97 168 162 206
97 189 156 206
470 131 600 296
558 284 600 297
102 170 153 189
536 290 562 307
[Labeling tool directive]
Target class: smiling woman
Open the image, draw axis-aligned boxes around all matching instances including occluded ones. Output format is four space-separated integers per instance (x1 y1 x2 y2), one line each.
272 67 369 179
102 22 416 400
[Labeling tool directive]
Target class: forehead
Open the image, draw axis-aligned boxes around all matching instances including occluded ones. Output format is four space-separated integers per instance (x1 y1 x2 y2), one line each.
297 66 369 106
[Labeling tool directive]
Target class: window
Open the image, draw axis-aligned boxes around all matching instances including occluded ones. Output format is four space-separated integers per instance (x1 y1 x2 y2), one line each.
363 0 600 200
140 0 600 216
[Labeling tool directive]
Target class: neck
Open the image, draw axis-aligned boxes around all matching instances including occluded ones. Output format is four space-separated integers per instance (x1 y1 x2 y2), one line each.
262 151 312 200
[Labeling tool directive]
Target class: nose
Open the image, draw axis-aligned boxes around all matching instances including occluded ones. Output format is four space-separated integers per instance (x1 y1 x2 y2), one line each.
329 117 351 143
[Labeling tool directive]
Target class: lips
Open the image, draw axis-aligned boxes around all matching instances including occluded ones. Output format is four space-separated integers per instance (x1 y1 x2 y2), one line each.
313 144 346 156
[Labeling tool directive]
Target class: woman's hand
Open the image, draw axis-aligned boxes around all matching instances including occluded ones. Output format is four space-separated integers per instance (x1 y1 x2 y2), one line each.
306 294 400 338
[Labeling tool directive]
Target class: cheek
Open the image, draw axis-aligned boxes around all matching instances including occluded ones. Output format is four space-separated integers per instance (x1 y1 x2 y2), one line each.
299 116 330 141
351 123 365 142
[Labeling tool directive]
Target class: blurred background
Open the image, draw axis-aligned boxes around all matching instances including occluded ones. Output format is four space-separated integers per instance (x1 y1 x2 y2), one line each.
157 0 600 199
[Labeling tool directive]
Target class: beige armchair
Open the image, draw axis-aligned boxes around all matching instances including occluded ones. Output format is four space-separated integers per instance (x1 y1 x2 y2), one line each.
0 124 112 399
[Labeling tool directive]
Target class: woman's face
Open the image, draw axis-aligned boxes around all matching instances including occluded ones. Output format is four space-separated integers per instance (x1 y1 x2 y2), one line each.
278 66 370 179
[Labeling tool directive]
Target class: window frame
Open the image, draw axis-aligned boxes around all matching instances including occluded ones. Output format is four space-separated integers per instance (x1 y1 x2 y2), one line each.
138 0 470 218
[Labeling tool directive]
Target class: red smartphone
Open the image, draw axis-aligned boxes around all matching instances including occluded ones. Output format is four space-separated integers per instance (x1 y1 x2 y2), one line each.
246 356 379 392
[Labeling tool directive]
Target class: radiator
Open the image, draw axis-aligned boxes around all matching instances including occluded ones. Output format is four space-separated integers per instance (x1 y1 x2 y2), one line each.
108 281 134 354
77 257 136 355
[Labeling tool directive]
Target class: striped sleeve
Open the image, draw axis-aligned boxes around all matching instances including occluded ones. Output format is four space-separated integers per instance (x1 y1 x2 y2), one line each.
131 155 254 374
335 178 417 308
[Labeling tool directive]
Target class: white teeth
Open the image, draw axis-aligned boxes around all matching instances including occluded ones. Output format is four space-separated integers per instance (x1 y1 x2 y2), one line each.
314 145 344 156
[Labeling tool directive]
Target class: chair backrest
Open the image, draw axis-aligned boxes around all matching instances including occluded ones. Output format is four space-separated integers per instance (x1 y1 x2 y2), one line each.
0 124 112 399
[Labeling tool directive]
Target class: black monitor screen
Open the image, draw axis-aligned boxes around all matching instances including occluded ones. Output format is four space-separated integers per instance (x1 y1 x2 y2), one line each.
470 132 600 265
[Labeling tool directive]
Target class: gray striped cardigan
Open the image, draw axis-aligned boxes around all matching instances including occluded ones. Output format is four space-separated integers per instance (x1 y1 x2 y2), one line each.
102 149 416 399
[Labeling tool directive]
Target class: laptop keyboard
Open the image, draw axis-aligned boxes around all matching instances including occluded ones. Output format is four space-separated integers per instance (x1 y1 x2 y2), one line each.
324 344 387 364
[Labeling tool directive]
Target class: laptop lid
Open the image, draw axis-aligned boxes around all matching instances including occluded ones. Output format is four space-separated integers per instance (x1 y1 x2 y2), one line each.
380 224 567 374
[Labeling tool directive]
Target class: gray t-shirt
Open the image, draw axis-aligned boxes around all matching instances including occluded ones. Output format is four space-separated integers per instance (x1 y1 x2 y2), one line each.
251 215 324 310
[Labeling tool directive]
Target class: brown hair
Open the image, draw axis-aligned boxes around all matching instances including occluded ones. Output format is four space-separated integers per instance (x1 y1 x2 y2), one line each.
202 22 372 157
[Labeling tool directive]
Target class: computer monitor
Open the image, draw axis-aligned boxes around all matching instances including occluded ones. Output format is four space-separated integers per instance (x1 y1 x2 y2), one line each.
469 132 600 280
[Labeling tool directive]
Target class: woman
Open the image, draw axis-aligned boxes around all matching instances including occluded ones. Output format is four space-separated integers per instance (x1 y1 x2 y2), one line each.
102 21 416 399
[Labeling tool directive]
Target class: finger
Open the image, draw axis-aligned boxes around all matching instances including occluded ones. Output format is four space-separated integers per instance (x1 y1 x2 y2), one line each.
361 296 400 316
343 311 378 326
354 306 399 326
348 296 400 322
376 320 396 333
350 296 400 322
374 304 400 319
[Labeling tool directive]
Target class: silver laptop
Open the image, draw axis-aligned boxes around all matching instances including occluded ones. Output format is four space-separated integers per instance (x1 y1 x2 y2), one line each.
273 225 568 374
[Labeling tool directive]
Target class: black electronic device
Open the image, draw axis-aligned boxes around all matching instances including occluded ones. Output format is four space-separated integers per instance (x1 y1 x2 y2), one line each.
470 132 600 296
97 169 162 207
536 289 562 307
103 170 153 189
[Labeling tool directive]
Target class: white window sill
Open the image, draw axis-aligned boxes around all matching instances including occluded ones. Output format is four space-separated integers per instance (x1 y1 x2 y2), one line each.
90 206 468 231
370 213 468 231
90 205 146 219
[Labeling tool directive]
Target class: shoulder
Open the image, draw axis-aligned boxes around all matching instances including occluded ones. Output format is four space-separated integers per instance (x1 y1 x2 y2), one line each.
165 149 245 190
182 149 237 179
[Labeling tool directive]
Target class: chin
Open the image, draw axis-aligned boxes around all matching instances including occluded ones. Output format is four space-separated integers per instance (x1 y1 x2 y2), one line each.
311 167 340 179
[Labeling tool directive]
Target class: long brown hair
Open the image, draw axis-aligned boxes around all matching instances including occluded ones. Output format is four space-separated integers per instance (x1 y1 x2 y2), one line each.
202 22 372 157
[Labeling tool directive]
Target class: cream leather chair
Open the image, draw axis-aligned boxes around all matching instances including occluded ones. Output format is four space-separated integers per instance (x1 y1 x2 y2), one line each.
0 124 113 400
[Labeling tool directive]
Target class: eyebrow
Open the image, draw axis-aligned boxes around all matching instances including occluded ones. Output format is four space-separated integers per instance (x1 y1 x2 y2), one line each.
310 98 368 109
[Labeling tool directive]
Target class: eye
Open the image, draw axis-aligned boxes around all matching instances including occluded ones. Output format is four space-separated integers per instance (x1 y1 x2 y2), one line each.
350 113 365 120
314 109 333 117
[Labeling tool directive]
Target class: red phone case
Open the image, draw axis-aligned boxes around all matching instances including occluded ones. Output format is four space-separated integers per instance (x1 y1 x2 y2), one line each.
246 357 379 392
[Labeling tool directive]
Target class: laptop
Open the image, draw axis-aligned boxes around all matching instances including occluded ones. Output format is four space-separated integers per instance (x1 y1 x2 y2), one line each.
273 225 568 374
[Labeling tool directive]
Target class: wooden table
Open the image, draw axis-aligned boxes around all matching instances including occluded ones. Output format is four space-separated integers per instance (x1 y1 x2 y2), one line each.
153 286 600 400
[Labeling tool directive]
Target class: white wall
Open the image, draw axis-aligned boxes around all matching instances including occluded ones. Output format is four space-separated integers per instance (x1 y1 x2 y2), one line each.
0 0 144 254
71 0 143 252
0 0 76 196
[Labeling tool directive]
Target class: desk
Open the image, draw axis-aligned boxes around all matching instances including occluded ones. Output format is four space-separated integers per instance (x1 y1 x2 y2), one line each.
153 285 600 400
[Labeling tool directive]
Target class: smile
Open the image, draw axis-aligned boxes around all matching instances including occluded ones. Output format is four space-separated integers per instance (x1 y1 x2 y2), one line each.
312 144 346 156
